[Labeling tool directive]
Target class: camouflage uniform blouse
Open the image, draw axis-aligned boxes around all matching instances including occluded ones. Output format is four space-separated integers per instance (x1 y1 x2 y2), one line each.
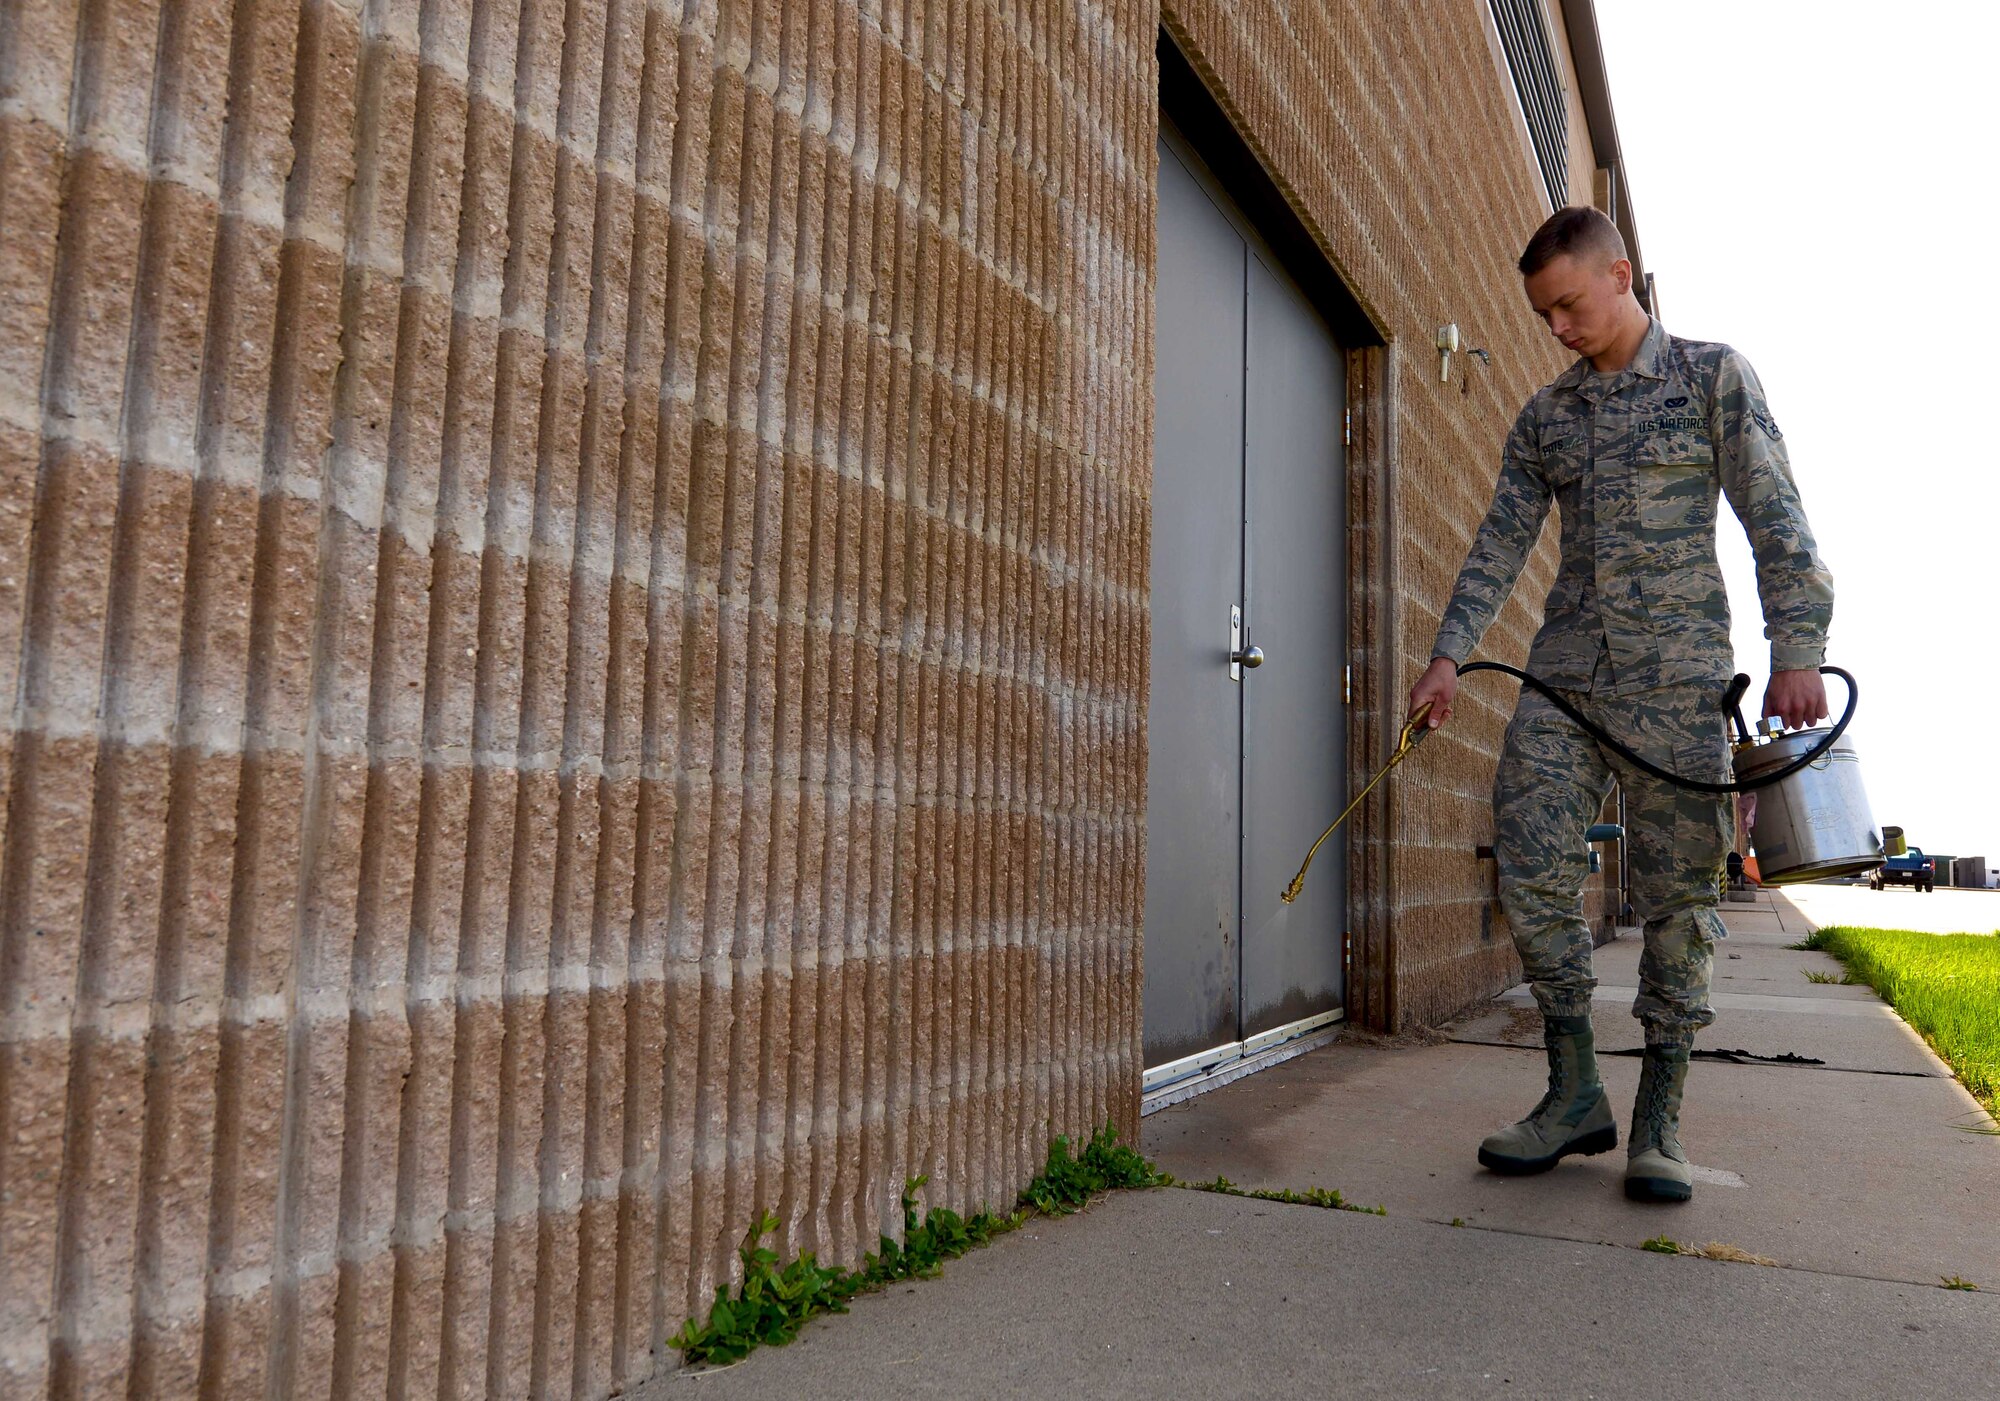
1431 318 1834 695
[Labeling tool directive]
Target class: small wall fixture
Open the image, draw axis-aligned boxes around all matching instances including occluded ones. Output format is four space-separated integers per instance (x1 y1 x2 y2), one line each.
1436 323 1491 386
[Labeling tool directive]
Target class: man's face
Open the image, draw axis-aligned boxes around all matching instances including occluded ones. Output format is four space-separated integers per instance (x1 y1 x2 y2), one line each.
1523 252 1632 359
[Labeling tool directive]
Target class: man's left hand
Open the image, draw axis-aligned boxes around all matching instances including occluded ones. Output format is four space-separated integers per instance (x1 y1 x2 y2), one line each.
1763 669 1827 731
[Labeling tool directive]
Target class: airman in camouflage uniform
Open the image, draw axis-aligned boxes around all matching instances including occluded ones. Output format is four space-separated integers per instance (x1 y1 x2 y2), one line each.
1414 207 1834 1202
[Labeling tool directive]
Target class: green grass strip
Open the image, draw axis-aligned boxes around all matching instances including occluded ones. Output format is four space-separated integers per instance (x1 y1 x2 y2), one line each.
1801 925 2000 1118
670 1123 1164 1367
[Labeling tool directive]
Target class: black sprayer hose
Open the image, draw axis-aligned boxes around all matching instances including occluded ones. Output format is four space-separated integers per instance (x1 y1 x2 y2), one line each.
1452 662 1857 795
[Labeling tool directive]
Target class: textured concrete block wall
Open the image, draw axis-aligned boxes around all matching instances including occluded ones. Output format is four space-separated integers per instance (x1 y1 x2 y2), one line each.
1161 0 1610 1027
0 0 1150 1395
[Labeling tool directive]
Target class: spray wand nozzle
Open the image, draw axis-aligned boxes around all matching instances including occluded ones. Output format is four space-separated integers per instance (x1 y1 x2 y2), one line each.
1281 702 1435 904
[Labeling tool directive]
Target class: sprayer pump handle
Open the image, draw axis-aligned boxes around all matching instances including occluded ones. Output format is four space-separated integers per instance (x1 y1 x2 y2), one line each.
1721 672 1752 744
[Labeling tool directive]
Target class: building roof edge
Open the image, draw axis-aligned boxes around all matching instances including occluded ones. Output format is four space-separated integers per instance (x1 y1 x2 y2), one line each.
1557 0 1652 308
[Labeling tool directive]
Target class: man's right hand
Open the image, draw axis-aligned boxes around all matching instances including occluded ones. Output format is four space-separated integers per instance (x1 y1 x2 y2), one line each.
1408 657 1459 729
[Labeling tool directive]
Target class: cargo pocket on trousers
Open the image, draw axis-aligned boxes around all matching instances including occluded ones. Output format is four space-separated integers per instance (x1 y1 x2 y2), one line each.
1671 731 1735 920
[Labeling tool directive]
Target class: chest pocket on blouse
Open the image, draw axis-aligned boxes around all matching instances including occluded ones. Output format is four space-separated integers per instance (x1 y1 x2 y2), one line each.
1635 430 1716 533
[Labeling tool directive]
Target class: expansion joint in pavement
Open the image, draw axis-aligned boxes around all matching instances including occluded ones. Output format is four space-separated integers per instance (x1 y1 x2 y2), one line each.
1448 1037 1946 1080
1402 1209 2000 1299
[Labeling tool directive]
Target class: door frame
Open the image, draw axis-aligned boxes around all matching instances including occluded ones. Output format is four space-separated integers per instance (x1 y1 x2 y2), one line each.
1153 30 1405 1045
1144 128 1346 1100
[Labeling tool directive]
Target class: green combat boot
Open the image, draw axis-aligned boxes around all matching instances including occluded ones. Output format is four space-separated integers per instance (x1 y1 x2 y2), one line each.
1625 1044 1693 1203
1477 1014 1617 1174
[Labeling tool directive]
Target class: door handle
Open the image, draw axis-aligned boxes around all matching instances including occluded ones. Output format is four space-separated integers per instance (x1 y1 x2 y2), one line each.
1229 606 1266 681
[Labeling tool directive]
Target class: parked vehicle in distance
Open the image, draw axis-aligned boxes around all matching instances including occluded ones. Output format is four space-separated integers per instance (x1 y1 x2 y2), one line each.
1870 846 1935 892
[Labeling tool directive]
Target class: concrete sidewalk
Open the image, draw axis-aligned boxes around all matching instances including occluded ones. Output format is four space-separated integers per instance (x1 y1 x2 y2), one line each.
640 890 2000 1399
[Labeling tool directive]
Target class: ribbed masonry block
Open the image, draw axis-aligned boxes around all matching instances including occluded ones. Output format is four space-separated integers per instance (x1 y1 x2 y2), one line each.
2 0 1149 1394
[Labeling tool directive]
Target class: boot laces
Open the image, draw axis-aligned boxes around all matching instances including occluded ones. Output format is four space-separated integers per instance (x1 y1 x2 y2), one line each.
1529 1040 1571 1124
1642 1057 1681 1152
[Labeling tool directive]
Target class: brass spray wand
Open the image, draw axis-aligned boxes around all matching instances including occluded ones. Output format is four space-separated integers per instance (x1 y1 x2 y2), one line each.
1280 701 1435 905
1281 663 1862 904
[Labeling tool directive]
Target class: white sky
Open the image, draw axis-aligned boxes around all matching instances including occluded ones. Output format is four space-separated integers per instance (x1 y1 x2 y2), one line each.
1595 0 2000 873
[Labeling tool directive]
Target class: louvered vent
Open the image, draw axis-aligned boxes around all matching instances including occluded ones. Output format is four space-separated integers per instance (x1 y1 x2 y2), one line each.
1491 0 1570 209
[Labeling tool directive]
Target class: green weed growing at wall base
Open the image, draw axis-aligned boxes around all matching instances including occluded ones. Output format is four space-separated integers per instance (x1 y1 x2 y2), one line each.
671 1123 1164 1367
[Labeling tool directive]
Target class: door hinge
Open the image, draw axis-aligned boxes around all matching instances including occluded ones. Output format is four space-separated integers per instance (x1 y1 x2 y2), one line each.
1343 930 1353 969
1343 406 1352 448
1343 664 1352 705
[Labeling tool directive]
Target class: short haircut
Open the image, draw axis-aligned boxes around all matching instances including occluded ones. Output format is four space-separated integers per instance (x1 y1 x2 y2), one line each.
1518 206 1627 276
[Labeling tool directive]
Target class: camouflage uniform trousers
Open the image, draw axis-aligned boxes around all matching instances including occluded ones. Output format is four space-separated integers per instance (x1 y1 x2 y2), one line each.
1494 679 1734 1047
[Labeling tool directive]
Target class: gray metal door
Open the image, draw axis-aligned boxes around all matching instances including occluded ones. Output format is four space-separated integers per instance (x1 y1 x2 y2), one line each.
1143 134 1245 1066
1145 131 1347 1076
1240 257 1347 1039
